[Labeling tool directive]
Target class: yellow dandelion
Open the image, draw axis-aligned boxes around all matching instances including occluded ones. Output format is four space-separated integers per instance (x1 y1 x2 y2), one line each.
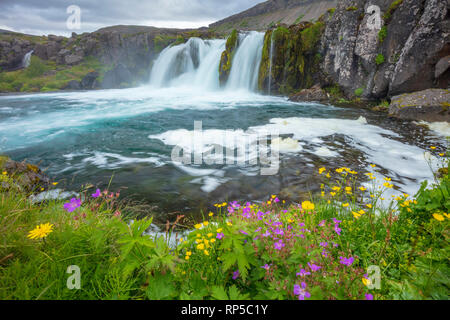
342 203 350 208
444 213 450 219
332 186 341 192
210 239 216 243
203 221 209 226
207 233 213 238
216 228 223 233
27 223 54 240
197 243 205 250
226 221 232 226
439 153 445 157
204 250 209 256
194 224 202 229
430 146 436 150
359 186 367 191
2 171 7 175
362 278 372 286
301 201 315 211
370 164 376 168
52 182 58 186
330 192 336 197
185 255 190 260
383 182 394 189
208 212 214 217
186 251 192 256
366 204 373 209
326 173 331 178
433 214 445 222
319 167 326 175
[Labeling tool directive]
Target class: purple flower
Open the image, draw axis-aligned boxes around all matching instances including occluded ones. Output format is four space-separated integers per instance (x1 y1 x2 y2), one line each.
240 230 249 235
339 256 354 266
216 233 224 240
319 242 328 248
64 198 81 213
232 270 239 280
365 293 374 300
321 249 328 258
261 264 271 271
296 269 311 277
274 228 284 236
274 197 280 203
274 240 285 250
308 262 322 272
334 224 342 236
294 282 311 300
92 189 101 198
318 220 326 227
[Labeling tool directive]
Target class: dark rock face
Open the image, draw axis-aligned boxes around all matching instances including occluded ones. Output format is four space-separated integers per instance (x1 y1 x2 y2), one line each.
101 63 133 88
63 80 82 90
0 156 50 192
80 71 99 89
389 89 450 122
320 0 449 99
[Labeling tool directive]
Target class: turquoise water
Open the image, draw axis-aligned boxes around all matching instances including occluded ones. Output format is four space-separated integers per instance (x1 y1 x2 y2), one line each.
0 86 445 218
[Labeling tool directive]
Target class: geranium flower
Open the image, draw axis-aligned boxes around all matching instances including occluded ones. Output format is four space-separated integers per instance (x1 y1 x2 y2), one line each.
294 282 311 300
308 262 321 272
63 198 81 213
92 189 101 198
365 293 374 300
296 269 311 277
274 240 285 250
232 270 239 280
216 233 224 240
339 256 354 266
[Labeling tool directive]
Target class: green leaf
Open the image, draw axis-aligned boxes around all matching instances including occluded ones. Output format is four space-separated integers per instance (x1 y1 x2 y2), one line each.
211 286 229 300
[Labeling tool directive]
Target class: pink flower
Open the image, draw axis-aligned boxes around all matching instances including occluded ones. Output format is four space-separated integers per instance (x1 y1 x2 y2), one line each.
294 282 311 300
92 189 101 198
64 198 81 212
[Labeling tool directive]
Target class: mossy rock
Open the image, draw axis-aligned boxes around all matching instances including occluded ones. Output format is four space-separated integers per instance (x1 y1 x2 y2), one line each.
218 29 238 86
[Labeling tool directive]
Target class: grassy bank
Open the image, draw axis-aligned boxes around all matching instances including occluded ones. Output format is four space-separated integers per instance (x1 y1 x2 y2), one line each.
0 151 448 300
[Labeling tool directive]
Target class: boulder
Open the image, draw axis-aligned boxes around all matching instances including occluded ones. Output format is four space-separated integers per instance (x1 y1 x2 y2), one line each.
80 71 99 89
0 156 50 192
389 89 450 122
289 84 330 102
435 55 450 79
64 54 83 65
100 63 133 89
63 80 82 90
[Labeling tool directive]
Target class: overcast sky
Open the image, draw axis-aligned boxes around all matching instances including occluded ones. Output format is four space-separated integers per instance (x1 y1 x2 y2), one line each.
0 0 264 36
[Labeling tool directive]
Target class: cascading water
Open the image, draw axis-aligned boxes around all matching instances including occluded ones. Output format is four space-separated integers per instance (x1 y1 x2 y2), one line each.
268 33 274 95
226 32 265 92
22 50 33 68
149 38 225 90
149 32 265 92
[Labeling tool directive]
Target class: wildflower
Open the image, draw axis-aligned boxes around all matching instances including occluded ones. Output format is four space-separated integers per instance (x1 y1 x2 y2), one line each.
226 221 233 226
359 186 367 191
370 164 376 168
430 146 436 150
92 189 101 198
330 192 336 197
204 250 209 256
210 239 216 243
261 264 271 271
439 153 444 157
296 269 311 277
52 182 58 186
27 223 54 240
179 238 184 243
342 203 350 208
433 214 445 222
197 243 205 250
294 283 311 300
319 167 326 175
232 270 239 280
208 212 214 217
319 242 328 247
345 187 352 194
384 177 392 181
301 201 315 211
194 224 202 229
185 255 190 260
336 168 344 173
366 204 373 209
216 233 224 240
444 213 450 219
326 172 331 178
383 182 394 189
339 256 354 266
318 220 325 227
1 171 7 175
362 275 372 287
63 198 81 213
308 262 322 272
207 233 213 238
274 240 285 250
216 228 223 233
352 211 362 219
114 211 121 218
203 221 209 226
332 186 341 192
365 293 374 300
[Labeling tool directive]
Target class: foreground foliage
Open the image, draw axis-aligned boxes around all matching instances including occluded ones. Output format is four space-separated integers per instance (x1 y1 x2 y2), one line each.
0 151 448 300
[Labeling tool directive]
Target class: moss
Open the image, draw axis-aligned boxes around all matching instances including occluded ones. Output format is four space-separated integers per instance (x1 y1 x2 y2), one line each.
378 26 387 43
354 88 364 97
346 6 358 11
375 53 385 65
218 29 238 86
383 0 404 21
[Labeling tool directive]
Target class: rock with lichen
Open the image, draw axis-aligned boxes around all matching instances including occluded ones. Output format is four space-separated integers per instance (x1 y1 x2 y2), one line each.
0 156 50 192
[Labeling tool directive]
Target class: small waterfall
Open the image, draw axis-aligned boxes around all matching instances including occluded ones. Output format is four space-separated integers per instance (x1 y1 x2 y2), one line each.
22 50 33 68
268 33 274 95
226 32 265 92
149 38 225 90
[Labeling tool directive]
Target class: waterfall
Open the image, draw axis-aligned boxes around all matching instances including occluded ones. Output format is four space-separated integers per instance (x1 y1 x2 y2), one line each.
149 38 225 90
268 32 274 95
22 50 33 68
226 32 265 92
148 31 265 92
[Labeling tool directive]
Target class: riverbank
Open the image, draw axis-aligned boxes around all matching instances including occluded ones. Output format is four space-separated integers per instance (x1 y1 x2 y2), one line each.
0 152 448 300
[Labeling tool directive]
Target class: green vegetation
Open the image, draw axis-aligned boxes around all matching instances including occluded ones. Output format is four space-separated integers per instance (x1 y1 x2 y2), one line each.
218 29 238 85
378 26 387 43
346 6 358 12
0 149 448 300
258 21 325 94
354 88 364 97
0 56 110 93
376 54 385 65
294 14 305 24
383 0 404 21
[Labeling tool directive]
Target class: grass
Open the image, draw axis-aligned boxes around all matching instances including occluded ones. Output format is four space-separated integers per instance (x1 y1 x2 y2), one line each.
0 148 449 300
376 54 385 65
0 55 111 93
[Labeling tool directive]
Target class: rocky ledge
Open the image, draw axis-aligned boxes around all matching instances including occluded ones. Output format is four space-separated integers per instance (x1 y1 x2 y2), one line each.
389 89 450 122
0 156 50 192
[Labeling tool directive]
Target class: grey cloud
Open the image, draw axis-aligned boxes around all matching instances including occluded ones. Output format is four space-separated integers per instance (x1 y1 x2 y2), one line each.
0 0 263 35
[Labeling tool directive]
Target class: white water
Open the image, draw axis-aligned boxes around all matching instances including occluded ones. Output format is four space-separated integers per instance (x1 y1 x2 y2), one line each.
22 50 33 68
149 32 265 92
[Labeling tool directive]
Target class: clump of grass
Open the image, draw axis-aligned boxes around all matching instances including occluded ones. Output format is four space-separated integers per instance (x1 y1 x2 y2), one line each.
375 53 385 65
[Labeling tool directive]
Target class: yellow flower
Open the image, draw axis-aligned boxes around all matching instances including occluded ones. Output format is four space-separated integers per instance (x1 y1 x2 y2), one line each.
330 192 336 197
271 195 277 199
179 238 184 242
326 173 331 178
430 146 436 150
226 221 232 226
370 164 376 168
216 228 223 233
359 186 367 191
207 233 213 238
352 211 361 219
439 153 445 157
194 224 202 229
319 167 326 175
321 191 325 197
366 204 373 209
204 250 209 256
384 177 392 181
336 168 344 173
433 213 445 222
208 212 214 217
345 187 352 194
186 251 192 256
267 201 272 205
185 255 190 260
1 171 7 175
349 170 358 175
444 213 450 219
362 277 372 286
222 202 227 206
27 223 54 240
52 182 58 186
332 186 341 192
196 239 203 244
342 203 350 208
210 239 216 243
383 182 394 189
301 201 315 211
197 243 205 250
196 233 201 238
287 218 294 223
203 221 209 226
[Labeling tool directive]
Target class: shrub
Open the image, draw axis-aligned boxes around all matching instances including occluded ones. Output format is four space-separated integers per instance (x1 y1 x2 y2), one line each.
354 88 364 97
378 26 387 43
375 54 385 65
